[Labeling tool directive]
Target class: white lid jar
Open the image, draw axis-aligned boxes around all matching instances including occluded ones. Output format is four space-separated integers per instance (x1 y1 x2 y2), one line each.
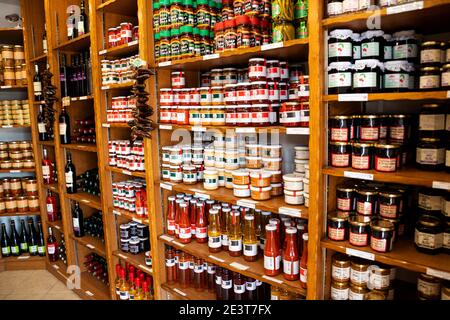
295 159 309 173
262 157 282 171
295 146 310 160
203 169 219 190
284 189 304 205
261 144 282 158
283 173 304 191
225 149 239 170
250 171 272 188
233 184 251 198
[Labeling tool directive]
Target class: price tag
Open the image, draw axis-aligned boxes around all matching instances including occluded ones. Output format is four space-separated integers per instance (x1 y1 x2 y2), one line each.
52 264 59 269
122 170 132 176
62 96 71 106
386 1 423 14
132 217 142 224
160 182 173 191
338 93 368 102
159 124 173 130
173 288 187 296
2 125 13 128
261 42 284 51
344 171 374 180
9 170 21 173
70 97 77 101
98 49 107 55
209 255 225 263
17 256 30 260
203 53 220 60
55 225 61 230
118 253 128 259
345 248 375 261
192 126 206 132
79 96 88 100
278 207 301 217
235 127 256 133
262 275 283 284
158 61 172 67
128 40 138 46
426 268 450 281
194 192 210 200
86 244 95 249
432 181 450 191
102 123 111 128
1 85 12 89
286 127 310 135
298 91 310 97
85 291 94 296
81 200 90 204
101 85 109 90
172 240 185 247
138 264 153 273
160 235 173 242
230 262 249 271
236 199 256 209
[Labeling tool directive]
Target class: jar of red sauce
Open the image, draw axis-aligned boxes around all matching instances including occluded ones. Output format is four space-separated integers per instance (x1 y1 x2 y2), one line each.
236 82 251 103
235 104 251 126
160 106 172 123
279 102 302 127
160 88 173 106
170 106 178 124
248 58 267 81
268 82 279 103
178 88 191 106
266 60 281 81
251 104 270 126
190 87 201 105
280 61 289 81
226 105 237 125
120 22 133 45
177 106 190 125
251 81 269 103
269 103 280 124
224 84 237 105
133 26 139 41
171 71 186 89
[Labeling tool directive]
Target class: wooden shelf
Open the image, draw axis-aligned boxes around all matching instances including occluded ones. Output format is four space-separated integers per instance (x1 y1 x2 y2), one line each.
158 181 308 219
0 85 28 91
79 271 111 300
99 41 139 57
30 53 47 63
65 192 102 210
322 0 450 33
159 234 306 296
0 168 35 173
70 234 106 257
0 254 46 270
0 125 31 129
111 207 149 225
43 183 59 193
0 211 41 217
54 33 91 52
0 28 23 44
112 250 153 275
37 140 55 147
62 143 97 153
97 0 138 16
101 82 134 91
47 219 64 232
161 282 216 300
102 122 130 128
69 95 94 102
323 166 450 189
158 123 310 135
324 91 450 102
106 165 146 178
158 38 309 71
321 238 450 277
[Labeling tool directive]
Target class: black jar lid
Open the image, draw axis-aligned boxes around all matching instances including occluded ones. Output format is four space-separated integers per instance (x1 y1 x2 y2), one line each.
371 219 395 232
417 214 442 228
349 215 371 226
356 188 378 196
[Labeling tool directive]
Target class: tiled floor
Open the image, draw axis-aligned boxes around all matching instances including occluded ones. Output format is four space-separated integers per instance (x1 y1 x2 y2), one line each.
0 270 81 300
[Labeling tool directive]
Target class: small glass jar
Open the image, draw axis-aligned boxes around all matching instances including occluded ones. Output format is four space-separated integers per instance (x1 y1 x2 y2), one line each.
283 174 303 191
250 171 271 188
284 189 304 205
329 116 351 142
169 164 183 183
360 115 380 141
331 280 349 300
367 265 391 291
352 59 383 93
370 219 395 253
419 103 446 138
182 165 197 185
356 189 378 216
414 214 443 255
250 186 271 201
248 58 267 81
332 253 351 282
392 30 418 62
336 185 355 212
329 142 351 168
417 274 441 300
328 29 353 63
279 102 302 127
419 67 441 90
16 196 28 212
383 60 415 92
352 142 374 170
328 62 353 94
233 184 251 197
349 283 369 300
349 215 371 247
416 137 445 171
361 30 384 60
420 41 444 67
232 169 250 185
204 169 219 190
27 196 40 212
378 191 402 219
350 258 369 286
327 212 348 241
442 64 450 89
270 183 283 196
374 143 399 173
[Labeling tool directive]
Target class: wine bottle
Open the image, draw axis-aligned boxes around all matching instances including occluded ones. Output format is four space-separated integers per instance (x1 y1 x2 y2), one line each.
42 23 48 54
1 223 11 257
28 219 38 256
59 106 71 144
85 51 92 96
47 227 58 262
37 105 48 141
19 219 29 254
37 221 46 257
65 152 76 193
9 221 21 256
42 149 54 184
60 54 68 97
78 0 88 36
72 202 84 237
67 7 76 40
33 64 42 101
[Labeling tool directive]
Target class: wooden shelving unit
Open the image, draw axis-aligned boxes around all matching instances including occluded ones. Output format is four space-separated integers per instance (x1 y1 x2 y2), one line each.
324 91 449 102
161 283 216 300
62 143 97 153
157 123 310 135
69 234 106 257
110 207 149 225
65 192 102 211
112 250 153 275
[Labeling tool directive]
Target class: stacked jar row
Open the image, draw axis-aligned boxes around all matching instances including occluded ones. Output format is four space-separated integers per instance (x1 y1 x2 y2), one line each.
0 194 40 214
1 45 26 86
106 96 136 124
283 145 310 206
119 219 150 255
101 55 139 86
327 0 429 17
108 140 145 172
0 100 31 126
106 22 139 48
0 177 38 197
327 29 450 93
112 179 148 218
0 140 34 170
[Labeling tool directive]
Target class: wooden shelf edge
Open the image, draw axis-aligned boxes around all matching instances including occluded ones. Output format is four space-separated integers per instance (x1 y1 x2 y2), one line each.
99 41 139 56
53 33 91 51
161 283 216 300
69 234 106 257
324 91 450 102
62 143 98 152
112 250 153 275
110 207 149 225
0 211 41 217
30 53 47 62
106 165 146 178
0 168 35 173
65 193 102 210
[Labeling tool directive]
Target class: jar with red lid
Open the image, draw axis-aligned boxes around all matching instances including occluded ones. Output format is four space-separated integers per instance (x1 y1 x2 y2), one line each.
249 16 260 47
251 104 270 126
224 19 237 51
236 15 251 48
268 82 279 103
226 105 237 125
279 81 289 101
266 60 281 81
235 104 251 126
280 102 302 127
120 22 133 45
108 27 117 48
214 22 225 52
177 106 190 125
248 58 267 81
171 71 185 88
251 81 269 103
160 88 173 106
173 88 181 106
236 82 251 103
269 103 280 125
288 82 299 102
224 84 237 105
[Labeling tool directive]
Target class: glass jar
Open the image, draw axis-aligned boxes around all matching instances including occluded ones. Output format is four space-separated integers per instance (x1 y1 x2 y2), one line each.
250 186 271 200
248 58 267 81
224 19 237 51
419 67 441 90
383 60 415 92
327 0 343 16
329 115 351 142
251 81 269 104
329 142 351 168
414 214 443 255
416 137 445 171
336 185 355 212
349 215 371 247
374 143 399 173
235 104 251 126
236 15 251 48
352 59 383 93
350 258 369 286
378 190 402 219
352 33 361 60
331 280 349 300
392 30 418 62
360 115 379 141
361 30 384 60
442 63 450 89
349 283 369 300
327 212 348 241
370 219 395 253
28 196 40 212
356 189 378 216
251 104 270 126
420 41 444 67
328 29 353 63
389 114 410 142
328 62 353 94
352 142 374 170
182 165 197 185
279 102 302 127
418 274 441 300
332 253 350 282
236 82 251 103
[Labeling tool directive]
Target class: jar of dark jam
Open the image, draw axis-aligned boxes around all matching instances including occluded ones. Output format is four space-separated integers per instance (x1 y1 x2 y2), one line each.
383 60 415 92
443 220 450 254
419 67 441 90
360 115 380 141
418 187 443 216
329 115 352 142
327 212 348 241
392 30 418 63
374 143 400 173
351 115 360 140
349 215 371 247
329 142 351 168
378 190 402 219
443 191 450 219
361 30 384 60
379 115 389 139
370 219 395 253
352 33 361 60
389 114 410 143
419 103 446 138
420 41 444 67
414 215 443 255
416 137 445 171
351 142 374 170
352 59 383 93
328 29 353 63
336 185 355 212
383 34 393 61
328 62 353 94
356 189 378 216
381 217 402 242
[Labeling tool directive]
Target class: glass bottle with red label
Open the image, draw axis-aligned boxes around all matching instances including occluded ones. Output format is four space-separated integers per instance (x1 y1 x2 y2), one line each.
46 191 58 222
42 149 54 184
195 201 208 243
283 227 299 281
263 224 281 276
300 233 308 289
178 202 192 243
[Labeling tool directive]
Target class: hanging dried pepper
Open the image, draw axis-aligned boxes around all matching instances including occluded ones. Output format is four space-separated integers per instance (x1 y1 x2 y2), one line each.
41 66 58 132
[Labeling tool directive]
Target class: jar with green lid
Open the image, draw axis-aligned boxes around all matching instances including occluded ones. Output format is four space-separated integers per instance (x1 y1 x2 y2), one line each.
199 28 212 55
193 27 201 57
414 214 443 255
159 30 171 62
416 137 445 171
294 0 308 20
153 2 160 33
154 32 161 63
180 25 194 59
210 0 218 27
273 20 295 43
183 0 195 25
170 0 184 29
196 0 211 28
159 0 171 31
170 28 181 60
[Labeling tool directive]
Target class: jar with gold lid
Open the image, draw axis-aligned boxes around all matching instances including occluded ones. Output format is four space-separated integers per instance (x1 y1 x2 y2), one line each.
3 67 15 86
5 196 17 212
365 290 386 300
19 141 31 150
1 45 14 67
367 264 391 291
0 198 5 213
349 283 369 300
0 160 12 169
9 151 23 160
332 253 350 282
9 178 22 196
350 258 369 286
8 141 21 151
11 160 23 169
13 45 25 65
331 280 349 300
23 159 35 169
16 196 28 212
417 273 441 300
28 195 40 212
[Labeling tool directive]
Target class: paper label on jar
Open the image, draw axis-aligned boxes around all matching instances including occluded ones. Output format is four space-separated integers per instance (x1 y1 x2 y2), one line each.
243 243 258 257
361 42 381 58
222 279 232 290
349 232 368 246
38 123 46 133
328 72 352 89
443 232 450 249
375 156 397 172
332 266 350 281
393 44 418 60
384 73 410 89
331 287 349 300
328 226 346 241
349 290 365 300
248 65 266 78
442 71 450 87
421 49 443 64
327 2 343 15
416 148 445 165
283 259 299 276
418 278 441 297
389 126 405 141
368 268 390 290
34 82 42 93
337 198 352 211
351 269 368 285
360 126 379 141
420 75 440 89
328 42 352 58
280 110 302 124
195 227 207 239
443 199 450 217
379 204 398 218
264 255 281 271
331 128 349 142
415 229 443 249
419 114 445 131
331 153 350 167
353 72 377 88
418 193 442 211
371 237 389 252
352 155 371 170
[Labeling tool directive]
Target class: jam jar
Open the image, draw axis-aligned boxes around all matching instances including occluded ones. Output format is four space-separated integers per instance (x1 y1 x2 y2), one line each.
420 41 445 67
370 219 395 253
328 62 353 94
279 102 302 127
442 64 450 89
417 274 441 300
419 103 446 138
361 30 384 60
349 215 371 247
329 142 351 168
389 114 410 142
359 115 380 141
383 60 415 92
356 189 378 216
414 215 443 255
350 258 369 286
378 190 402 219
352 33 361 60
383 34 393 60
336 185 355 212
416 137 445 171
374 143 400 173
352 142 374 170
327 212 348 241
352 59 383 93
248 58 266 81
419 67 441 90
332 254 351 282
328 29 353 63
329 115 351 142
392 30 418 62
418 187 443 216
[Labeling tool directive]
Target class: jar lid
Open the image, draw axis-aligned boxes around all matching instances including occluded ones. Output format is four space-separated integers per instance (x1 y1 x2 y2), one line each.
443 63 450 70
422 103 443 109
328 212 347 222
417 214 442 227
251 81 268 86
211 86 223 90
370 219 395 232
271 183 283 188
379 190 402 198
248 58 266 63
329 141 350 146
223 68 237 72
250 171 271 179
384 60 415 72
262 169 282 175
356 188 378 196
392 30 416 40
328 61 352 71
266 59 280 64
351 33 360 41
245 143 261 148
283 173 303 182
182 165 196 170
421 66 440 71
329 28 353 39
329 115 351 120
374 143 400 149
294 146 309 150
349 215 371 226
232 169 250 176
354 59 384 71
233 184 250 189
245 156 261 160
224 83 237 88
261 144 282 149
284 189 303 196
120 224 130 229
262 157 282 162
383 34 392 41
336 184 355 192
422 41 441 46
332 253 350 265
419 137 441 143
250 186 272 192
361 30 384 39
265 224 277 231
